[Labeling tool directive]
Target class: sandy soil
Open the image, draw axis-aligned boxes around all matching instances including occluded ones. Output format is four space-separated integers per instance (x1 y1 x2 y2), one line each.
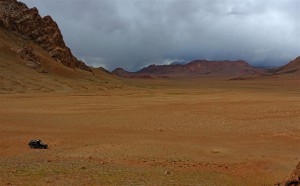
0 78 300 185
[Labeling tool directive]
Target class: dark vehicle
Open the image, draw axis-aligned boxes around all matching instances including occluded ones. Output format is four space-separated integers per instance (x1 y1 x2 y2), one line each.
28 139 48 149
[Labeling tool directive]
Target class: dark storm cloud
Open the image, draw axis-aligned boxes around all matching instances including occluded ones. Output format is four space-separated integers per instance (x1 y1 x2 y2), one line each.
21 0 300 71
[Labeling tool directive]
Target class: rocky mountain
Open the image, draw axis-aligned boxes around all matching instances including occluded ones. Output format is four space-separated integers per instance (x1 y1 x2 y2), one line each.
113 60 265 78
0 0 91 72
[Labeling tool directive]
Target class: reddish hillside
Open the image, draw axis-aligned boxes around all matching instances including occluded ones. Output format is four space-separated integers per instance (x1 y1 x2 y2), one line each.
273 56 300 75
112 68 156 78
113 60 265 78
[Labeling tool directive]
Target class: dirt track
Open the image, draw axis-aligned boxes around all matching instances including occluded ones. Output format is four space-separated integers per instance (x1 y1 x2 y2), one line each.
0 79 300 185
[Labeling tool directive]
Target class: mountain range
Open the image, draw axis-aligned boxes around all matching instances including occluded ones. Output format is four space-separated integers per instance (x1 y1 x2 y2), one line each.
0 0 299 90
112 60 267 78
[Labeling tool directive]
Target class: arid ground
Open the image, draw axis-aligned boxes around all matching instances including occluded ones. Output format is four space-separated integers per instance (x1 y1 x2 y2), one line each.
0 78 300 185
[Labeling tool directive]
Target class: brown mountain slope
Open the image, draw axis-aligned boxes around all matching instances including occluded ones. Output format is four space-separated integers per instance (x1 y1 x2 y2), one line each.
112 68 156 79
0 0 91 72
0 28 119 93
0 0 124 93
113 60 266 78
272 56 300 75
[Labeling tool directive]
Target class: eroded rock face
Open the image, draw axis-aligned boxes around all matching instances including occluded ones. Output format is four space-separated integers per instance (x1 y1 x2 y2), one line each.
0 0 91 72
280 162 300 186
17 45 41 69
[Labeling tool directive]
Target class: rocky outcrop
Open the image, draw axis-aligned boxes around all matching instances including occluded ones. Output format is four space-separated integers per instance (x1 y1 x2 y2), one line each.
113 60 265 78
0 0 91 72
17 45 41 69
280 162 300 186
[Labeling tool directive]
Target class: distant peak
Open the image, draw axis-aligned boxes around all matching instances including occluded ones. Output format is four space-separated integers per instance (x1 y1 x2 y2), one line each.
112 67 126 72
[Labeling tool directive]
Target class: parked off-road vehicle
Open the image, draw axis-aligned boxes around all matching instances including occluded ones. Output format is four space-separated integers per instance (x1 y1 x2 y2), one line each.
28 139 48 149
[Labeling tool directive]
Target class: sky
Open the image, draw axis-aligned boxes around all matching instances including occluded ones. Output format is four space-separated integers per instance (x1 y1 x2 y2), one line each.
21 0 300 71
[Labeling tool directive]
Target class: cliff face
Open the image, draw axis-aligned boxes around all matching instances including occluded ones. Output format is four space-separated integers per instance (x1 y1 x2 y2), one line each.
0 0 91 72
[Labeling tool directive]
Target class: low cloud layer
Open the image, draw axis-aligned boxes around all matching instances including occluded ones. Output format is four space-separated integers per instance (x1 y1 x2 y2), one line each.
22 0 300 71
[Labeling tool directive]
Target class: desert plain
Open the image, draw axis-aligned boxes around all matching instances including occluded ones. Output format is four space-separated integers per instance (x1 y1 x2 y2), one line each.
0 77 299 186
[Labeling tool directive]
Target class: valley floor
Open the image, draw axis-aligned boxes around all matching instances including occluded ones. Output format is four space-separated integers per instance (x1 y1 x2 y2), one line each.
0 78 300 185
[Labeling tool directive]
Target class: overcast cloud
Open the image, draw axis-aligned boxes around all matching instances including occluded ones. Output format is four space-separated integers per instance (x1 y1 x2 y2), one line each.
21 0 300 71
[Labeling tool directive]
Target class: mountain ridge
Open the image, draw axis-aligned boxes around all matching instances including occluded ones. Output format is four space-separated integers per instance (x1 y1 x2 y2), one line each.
273 56 300 75
0 0 91 72
113 60 266 78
